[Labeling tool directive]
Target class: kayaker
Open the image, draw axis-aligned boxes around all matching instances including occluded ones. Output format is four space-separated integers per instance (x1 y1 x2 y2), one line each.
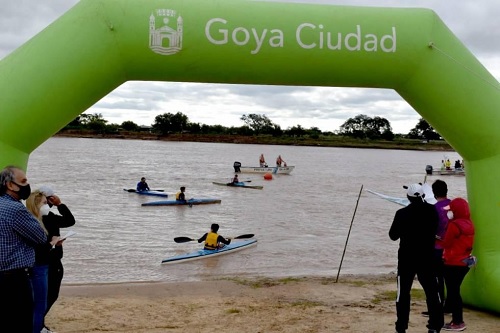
175 186 186 202
197 224 231 250
228 174 239 186
136 177 150 192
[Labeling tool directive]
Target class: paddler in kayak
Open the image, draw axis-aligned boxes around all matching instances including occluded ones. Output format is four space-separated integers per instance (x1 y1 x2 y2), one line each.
227 174 239 186
197 223 231 250
136 177 150 192
175 186 187 202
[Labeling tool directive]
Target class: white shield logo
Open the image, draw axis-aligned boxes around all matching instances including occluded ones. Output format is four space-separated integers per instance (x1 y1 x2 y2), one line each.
149 9 183 55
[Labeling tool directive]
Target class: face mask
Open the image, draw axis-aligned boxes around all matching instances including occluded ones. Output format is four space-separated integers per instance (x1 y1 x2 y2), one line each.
447 211 454 220
12 182 31 200
40 204 51 216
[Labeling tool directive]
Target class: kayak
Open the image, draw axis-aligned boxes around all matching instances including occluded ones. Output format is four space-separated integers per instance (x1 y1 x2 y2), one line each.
123 189 168 197
141 198 221 206
161 239 257 264
366 189 409 207
212 182 263 190
366 183 437 207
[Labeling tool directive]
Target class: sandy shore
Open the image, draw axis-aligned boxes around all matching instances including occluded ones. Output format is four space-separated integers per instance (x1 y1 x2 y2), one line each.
45 274 498 333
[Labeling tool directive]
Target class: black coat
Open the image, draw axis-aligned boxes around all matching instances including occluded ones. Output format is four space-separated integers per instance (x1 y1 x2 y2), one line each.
389 200 439 270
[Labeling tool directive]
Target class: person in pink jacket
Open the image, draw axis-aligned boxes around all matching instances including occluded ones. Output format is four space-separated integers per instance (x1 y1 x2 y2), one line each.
440 198 475 332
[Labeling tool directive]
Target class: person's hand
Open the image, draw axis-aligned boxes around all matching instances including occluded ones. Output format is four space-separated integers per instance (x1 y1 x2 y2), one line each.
50 236 63 247
47 195 62 206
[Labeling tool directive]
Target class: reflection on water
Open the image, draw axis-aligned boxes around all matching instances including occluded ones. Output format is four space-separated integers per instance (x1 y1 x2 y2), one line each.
28 138 467 284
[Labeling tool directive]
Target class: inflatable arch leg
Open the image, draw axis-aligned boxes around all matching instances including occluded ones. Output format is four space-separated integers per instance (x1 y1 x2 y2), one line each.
1 0 499 313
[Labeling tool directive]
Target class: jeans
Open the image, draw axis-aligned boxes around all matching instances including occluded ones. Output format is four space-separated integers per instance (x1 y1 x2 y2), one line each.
31 264 49 333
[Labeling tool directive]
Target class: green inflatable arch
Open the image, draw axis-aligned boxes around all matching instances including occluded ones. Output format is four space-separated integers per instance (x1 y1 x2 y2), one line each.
1 0 499 313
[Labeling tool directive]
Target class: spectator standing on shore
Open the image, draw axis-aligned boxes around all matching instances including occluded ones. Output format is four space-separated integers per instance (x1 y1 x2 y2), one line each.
421 180 452 317
0 166 47 332
389 183 444 333
39 186 76 333
440 198 475 332
26 190 63 333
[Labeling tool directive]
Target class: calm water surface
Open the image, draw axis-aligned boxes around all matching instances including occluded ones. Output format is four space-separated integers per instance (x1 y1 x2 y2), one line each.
28 138 467 284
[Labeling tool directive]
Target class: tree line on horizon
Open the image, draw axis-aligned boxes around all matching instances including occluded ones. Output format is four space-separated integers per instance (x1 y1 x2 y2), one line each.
62 112 442 141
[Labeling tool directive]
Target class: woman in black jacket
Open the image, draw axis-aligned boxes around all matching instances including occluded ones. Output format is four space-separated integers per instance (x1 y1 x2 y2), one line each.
40 186 75 332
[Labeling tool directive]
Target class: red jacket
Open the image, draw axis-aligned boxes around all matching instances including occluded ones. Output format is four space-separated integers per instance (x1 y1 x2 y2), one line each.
441 198 475 266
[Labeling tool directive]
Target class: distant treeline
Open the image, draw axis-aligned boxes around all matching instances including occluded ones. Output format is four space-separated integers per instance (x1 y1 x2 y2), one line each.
62 112 443 142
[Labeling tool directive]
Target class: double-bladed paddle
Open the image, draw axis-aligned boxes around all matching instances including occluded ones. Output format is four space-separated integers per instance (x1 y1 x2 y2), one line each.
124 188 165 192
174 233 255 243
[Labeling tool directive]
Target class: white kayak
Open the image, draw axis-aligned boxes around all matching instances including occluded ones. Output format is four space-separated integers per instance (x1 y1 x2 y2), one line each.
366 183 437 207
162 239 257 264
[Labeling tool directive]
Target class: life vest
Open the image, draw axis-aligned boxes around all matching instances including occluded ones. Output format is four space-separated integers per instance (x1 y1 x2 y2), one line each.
175 191 182 200
204 232 219 250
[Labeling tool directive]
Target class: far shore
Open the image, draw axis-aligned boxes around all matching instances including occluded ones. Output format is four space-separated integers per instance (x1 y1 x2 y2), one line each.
54 130 455 151
45 274 499 333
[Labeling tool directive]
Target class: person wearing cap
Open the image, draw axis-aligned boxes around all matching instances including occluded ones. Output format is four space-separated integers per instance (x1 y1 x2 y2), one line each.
38 185 76 333
440 198 475 332
197 224 231 250
136 177 150 192
389 183 444 333
0 166 47 332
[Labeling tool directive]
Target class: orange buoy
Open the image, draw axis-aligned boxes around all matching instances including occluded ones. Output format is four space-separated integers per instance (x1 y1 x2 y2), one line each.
264 173 273 180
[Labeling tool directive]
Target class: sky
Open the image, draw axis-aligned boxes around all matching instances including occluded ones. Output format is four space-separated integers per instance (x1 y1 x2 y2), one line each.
1 0 499 134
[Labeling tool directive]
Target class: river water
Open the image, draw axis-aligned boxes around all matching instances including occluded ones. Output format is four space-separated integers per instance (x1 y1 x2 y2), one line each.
27 137 467 284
